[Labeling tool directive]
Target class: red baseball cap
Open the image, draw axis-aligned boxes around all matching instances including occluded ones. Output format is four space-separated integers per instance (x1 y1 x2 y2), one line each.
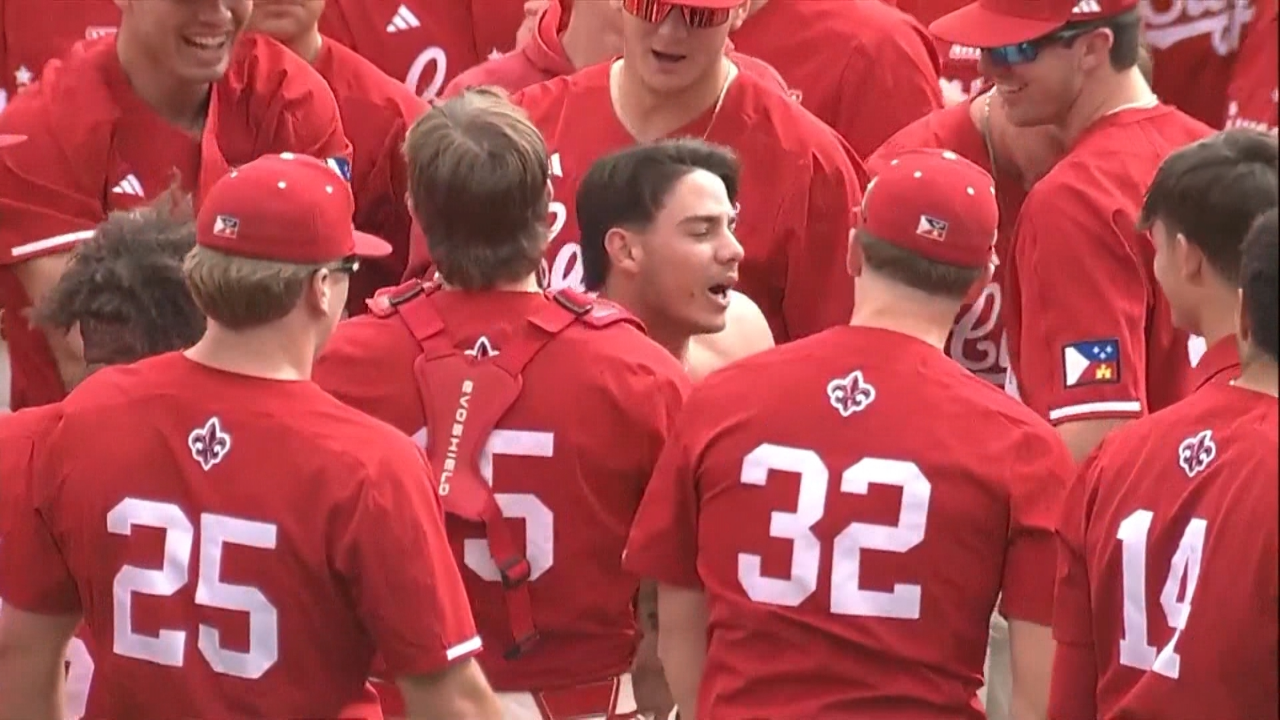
0 134 25 148
859 148 998 269
931 0 1139 48
196 153 391 264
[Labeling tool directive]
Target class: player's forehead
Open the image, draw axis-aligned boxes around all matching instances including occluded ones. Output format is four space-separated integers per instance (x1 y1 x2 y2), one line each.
654 169 734 224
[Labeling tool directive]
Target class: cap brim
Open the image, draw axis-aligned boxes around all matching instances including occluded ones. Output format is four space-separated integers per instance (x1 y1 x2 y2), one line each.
353 230 393 259
0 134 27 148
929 4 1064 48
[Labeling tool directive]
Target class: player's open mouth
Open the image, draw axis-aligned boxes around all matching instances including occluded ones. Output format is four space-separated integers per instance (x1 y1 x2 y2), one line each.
183 35 231 53
708 283 732 306
995 83 1025 99
652 50 686 65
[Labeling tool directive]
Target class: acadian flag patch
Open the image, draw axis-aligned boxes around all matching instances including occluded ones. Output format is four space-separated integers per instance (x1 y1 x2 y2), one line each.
1062 339 1121 387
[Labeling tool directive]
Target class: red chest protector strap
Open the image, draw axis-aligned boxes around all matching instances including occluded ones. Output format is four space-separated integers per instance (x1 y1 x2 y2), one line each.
371 282 611 659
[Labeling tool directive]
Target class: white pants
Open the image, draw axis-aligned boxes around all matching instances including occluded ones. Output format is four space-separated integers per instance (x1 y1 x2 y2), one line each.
498 673 636 720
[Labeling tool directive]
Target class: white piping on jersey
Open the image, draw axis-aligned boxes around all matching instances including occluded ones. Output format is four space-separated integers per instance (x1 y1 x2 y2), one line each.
1048 400 1143 422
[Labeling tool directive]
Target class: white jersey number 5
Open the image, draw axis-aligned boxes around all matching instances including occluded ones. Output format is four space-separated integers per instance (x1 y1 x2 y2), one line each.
737 444 931 619
463 429 556 582
108 498 279 679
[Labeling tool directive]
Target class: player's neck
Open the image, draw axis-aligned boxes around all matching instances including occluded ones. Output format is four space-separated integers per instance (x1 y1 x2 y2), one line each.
848 274 958 352
184 324 316 382
115 32 212 134
560 8 617 69
613 56 733 142
1059 67 1157 148
286 27 324 65
1189 292 1241 349
1233 357 1279 397
600 280 693 359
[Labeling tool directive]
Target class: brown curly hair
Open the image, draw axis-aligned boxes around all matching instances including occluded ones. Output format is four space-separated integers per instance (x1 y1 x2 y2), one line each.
32 189 206 365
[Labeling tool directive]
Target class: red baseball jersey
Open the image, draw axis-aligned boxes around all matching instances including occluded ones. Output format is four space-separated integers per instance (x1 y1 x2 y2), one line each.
731 0 943 159
1051 381 1279 720
0 34 348 412
0 0 119 112
624 326 1073 719
868 98 1025 388
311 38 427 314
0 404 95 718
1003 104 1213 424
1144 0 1255 127
491 62 864 343
313 291 689 691
442 1 792 99
0 352 479 719
883 0 984 101
1188 335 1242 392
319 0 526 101
1225 0 1278 133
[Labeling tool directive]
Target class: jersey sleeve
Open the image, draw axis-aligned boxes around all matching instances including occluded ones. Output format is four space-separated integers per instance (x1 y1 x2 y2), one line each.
999 423 1073 625
313 318 427 436
1047 445 1105 720
318 1 358 49
0 433 80 615
256 44 352 162
1011 181 1149 424
834 20 942 158
623 388 706 589
333 440 480 677
780 143 862 341
0 100 105 265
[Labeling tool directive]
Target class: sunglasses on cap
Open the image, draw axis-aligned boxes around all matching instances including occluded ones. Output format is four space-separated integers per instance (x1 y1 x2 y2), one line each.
621 0 735 29
983 26 1092 66
324 255 362 275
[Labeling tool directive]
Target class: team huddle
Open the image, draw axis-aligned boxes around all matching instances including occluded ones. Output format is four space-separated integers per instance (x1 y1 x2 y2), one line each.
0 0 1276 719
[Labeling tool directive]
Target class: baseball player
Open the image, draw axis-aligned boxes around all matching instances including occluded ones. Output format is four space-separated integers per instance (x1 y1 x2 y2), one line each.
1139 128 1279 390
313 89 689 720
624 149 1073 720
931 0 1215 461
0 0 350 411
577 138 775 383
1051 207 1279 719
0 154 498 719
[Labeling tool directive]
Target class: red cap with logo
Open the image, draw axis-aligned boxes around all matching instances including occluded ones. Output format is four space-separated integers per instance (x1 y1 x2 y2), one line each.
196 153 391 264
859 148 998 269
930 0 1139 48
0 134 25 148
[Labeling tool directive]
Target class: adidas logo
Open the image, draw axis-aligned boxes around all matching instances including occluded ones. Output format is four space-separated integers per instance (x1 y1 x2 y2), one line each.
111 174 144 197
1071 0 1102 14
386 4 421 33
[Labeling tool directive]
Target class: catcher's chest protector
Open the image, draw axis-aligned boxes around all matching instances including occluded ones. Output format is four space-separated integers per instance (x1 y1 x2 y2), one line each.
367 281 632 659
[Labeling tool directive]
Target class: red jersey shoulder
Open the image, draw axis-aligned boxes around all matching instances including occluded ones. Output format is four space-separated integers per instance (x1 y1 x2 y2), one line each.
0 38 120 153
730 71 862 171
220 34 345 154
444 49 545 97
511 68 578 125
319 39 424 122
867 100 979 177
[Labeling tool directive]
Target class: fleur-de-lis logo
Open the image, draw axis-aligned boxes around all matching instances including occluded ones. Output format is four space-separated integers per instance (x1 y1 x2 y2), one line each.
1177 429 1217 478
188 417 232 471
827 370 876 417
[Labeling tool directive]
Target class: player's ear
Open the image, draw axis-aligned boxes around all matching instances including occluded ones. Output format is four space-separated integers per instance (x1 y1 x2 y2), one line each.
1236 287 1251 347
309 267 333 317
1174 232 1206 284
845 227 864 278
605 227 641 277
729 2 752 30
1077 27 1115 74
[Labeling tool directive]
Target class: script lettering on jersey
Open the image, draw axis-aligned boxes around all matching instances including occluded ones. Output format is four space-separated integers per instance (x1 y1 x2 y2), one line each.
947 282 1008 385
1141 0 1253 55
405 46 448 99
439 380 474 496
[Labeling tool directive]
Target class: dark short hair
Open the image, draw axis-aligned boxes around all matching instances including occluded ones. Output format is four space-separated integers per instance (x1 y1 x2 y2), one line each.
33 190 205 364
578 139 740 291
1241 208 1278 363
858 230 984 299
1139 129 1279 283
403 87 550 290
1061 8 1142 71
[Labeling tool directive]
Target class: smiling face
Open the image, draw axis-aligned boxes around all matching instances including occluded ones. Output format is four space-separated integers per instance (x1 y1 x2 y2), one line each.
618 0 745 95
119 0 252 84
978 28 1104 129
630 168 743 335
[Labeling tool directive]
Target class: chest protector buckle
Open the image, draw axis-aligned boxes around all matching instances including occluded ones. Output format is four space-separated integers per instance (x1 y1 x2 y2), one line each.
387 284 596 660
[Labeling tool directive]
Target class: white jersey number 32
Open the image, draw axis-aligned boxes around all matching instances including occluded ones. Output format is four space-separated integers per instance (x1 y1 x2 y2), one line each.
737 444 931 619
109 498 279 679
